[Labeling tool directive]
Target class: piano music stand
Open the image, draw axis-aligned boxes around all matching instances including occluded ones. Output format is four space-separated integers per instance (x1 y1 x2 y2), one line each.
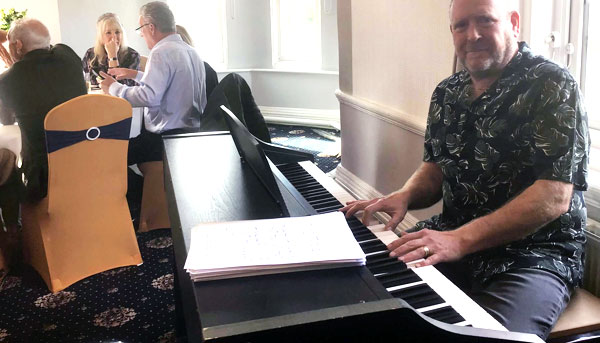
220 105 289 217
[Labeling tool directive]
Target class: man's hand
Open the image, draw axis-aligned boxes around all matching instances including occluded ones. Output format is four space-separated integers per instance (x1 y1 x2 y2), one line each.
99 71 116 94
340 193 409 231
0 44 13 68
108 67 137 81
387 229 465 268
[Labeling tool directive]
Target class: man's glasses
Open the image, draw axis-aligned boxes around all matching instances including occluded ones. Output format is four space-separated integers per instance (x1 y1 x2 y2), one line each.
135 23 151 36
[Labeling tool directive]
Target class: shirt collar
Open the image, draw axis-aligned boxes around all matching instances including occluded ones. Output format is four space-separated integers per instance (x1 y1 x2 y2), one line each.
152 33 184 50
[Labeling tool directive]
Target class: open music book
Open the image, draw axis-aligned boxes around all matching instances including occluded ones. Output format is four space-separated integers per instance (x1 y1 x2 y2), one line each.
184 212 366 281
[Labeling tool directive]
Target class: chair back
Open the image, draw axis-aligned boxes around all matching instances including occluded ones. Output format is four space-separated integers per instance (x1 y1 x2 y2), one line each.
21 93 142 292
139 55 148 72
44 94 132 214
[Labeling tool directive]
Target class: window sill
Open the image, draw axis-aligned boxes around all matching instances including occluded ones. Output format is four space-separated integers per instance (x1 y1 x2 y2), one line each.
215 68 338 76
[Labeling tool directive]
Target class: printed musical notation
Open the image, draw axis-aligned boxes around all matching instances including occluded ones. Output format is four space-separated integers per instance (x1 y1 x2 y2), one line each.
184 212 366 281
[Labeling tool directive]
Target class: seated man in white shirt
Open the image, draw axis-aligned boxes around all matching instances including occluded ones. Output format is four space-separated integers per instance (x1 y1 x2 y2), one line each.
100 1 207 165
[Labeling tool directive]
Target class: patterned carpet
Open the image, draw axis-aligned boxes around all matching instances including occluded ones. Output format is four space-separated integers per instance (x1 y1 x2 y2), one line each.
0 125 341 343
0 229 176 343
268 124 341 173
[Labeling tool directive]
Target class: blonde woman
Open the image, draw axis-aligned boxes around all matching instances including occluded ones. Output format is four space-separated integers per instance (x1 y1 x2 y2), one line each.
82 13 139 87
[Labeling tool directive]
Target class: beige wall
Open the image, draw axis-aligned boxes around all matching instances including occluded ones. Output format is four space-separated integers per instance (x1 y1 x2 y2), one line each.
350 0 454 127
0 0 61 43
337 0 456 222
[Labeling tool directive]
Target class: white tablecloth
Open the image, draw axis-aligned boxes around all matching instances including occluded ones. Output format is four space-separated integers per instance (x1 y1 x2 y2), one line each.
88 89 143 138
0 124 21 157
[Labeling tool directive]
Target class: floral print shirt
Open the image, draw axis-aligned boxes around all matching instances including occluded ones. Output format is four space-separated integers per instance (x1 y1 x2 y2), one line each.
418 42 589 288
81 46 140 87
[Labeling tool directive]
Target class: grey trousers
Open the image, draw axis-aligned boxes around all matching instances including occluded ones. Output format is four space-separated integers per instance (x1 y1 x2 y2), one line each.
437 262 571 340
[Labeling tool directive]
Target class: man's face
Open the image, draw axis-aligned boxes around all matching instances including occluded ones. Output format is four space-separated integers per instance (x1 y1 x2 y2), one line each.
138 16 155 50
450 0 520 79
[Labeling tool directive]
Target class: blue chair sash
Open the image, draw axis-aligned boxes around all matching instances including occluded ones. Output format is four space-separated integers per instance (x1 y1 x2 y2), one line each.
45 117 131 153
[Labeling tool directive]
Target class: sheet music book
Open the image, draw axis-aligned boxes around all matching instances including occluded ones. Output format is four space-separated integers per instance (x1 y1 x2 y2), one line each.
184 212 366 281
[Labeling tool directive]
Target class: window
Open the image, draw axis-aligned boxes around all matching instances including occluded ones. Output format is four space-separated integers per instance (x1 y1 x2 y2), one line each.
169 0 227 70
581 1 599 128
270 0 321 69
526 0 600 225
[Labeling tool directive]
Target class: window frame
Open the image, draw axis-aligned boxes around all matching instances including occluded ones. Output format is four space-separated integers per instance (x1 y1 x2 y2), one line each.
270 0 322 70
169 0 228 71
523 0 600 223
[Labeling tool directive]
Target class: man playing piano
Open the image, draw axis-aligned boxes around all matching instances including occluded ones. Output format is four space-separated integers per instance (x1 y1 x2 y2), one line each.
341 0 589 340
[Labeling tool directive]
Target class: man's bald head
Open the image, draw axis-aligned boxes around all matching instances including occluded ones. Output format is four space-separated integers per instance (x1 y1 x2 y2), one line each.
7 18 51 61
449 0 519 18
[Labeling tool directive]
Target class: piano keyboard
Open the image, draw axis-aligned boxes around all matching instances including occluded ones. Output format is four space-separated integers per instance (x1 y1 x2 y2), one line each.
277 161 507 332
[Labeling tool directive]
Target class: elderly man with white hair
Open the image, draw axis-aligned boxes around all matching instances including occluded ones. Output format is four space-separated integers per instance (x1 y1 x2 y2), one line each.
342 0 589 339
0 18 86 202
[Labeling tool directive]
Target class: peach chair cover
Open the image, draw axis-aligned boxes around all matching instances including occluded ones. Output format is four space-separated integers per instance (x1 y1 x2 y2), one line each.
137 161 171 232
22 94 142 292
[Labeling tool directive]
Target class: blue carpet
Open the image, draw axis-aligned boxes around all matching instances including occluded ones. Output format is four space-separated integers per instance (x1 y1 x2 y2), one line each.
0 125 341 343
268 124 341 173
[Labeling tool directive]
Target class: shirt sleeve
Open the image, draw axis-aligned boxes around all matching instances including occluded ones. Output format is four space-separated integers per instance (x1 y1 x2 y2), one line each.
529 65 589 190
120 48 140 87
423 86 444 162
110 51 168 108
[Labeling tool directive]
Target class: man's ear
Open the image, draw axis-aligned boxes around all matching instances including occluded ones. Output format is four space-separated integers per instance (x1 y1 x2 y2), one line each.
509 11 520 38
15 39 23 53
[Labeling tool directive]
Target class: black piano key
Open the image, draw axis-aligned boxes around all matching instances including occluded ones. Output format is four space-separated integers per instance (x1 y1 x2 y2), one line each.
351 227 373 236
377 269 421 288
315 204 344 213
360 242 388 254
422 306 465 324
353 232 377 241
367 258 406 274
390 284 445 309
366 251 392 264
370 263 409 275
310 199 343 209
346 217 364 226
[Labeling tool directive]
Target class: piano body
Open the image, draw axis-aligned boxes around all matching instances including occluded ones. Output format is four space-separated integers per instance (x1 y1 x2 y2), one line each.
162 129 544 343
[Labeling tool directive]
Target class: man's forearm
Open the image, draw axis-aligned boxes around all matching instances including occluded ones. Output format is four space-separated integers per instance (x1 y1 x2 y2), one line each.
391 161 443 210
455 179 573 255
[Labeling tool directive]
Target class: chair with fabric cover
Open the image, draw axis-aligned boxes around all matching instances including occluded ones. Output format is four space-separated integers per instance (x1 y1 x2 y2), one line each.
134 62 218 233
21 94 142 293
139 55 148 72
137 161 170 232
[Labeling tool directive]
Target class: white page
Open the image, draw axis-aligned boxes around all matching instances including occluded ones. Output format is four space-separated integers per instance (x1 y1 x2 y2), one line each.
184 212 365 279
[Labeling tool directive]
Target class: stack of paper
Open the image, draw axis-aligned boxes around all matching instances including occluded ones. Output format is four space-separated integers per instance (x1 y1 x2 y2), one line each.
184 211 366 281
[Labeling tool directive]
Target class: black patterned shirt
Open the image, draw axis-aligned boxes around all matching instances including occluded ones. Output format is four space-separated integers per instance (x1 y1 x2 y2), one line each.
81 46 140 87
419 42 589 288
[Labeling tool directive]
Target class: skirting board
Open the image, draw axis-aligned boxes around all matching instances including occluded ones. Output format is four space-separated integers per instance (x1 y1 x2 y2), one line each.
333 163 419 233
260 106 340 130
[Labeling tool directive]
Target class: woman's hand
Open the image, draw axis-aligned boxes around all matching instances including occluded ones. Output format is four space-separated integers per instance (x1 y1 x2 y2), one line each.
105 37 119 59
108 68 137 81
